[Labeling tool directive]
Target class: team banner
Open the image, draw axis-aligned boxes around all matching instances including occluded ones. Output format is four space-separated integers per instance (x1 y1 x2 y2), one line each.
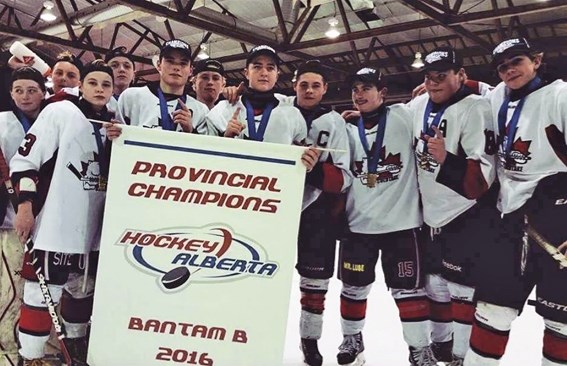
88 126 306 366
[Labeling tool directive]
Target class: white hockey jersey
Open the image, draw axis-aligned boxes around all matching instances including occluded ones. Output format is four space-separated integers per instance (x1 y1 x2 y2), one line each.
411 92 496 228
116 85 208 134
293 99 352 209
0 111 26 229
106 94 118 115
205 97 307 144
10 100 107 254
489 79 567 214
345 104 422 234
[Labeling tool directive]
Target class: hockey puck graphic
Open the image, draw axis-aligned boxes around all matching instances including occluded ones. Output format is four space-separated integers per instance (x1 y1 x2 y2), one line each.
161 266 190 289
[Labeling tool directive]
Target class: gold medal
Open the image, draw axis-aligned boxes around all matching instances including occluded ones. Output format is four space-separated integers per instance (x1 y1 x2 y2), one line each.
366 173 377 188
98 176 107 191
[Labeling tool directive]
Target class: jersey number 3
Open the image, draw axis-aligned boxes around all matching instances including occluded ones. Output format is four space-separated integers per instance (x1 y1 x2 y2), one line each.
19 133 37 157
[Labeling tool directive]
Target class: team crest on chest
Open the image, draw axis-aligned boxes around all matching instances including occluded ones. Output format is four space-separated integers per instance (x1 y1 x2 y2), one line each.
415 137 439 173
499 137 532 171
66 152 106 191
354 146 403 186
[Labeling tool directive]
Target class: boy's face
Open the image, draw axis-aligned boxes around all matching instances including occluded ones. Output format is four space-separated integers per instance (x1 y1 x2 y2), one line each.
10 79 45 115
351 81 386 113
52 61 80 93
108 56 135 90
424 68 464 104
293 72 327 110
158 50 192 88
80 71 113 111
245 55 278 92
496 54 541 90
192 71 225 105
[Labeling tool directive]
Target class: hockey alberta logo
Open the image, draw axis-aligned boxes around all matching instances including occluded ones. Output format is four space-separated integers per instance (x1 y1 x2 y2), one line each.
354 146 403 186
116 225 279 292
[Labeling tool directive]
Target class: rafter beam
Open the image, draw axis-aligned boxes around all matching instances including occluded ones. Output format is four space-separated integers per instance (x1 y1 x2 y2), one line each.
184 0 198 16
337 0 360 66
272 0 289 40
293 5 320 44
54 0 77 41
117 0 276 45
0 23 152 65
286 0 567 51
400 0 492 50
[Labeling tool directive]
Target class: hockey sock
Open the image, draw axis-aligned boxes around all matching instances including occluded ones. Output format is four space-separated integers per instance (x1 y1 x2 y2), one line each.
542 320 567 365
392 288 429 348
340 284 371 335
426 273 453 342
448 281 475 359
18 281 63 360
60 290 93 338
466 302 517 365
299 277 329 339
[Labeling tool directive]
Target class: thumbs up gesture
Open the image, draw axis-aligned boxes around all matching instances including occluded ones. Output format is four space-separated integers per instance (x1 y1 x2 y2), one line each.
173 98 193 133
224 107 245 138
423 125 447 164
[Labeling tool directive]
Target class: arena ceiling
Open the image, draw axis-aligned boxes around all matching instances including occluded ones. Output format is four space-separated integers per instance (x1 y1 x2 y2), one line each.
1 0 567 106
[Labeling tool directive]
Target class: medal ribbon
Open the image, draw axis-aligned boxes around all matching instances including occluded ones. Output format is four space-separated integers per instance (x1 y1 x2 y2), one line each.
357 108 388 174
157 88 187 131
244 99 275 142
497 76 542 157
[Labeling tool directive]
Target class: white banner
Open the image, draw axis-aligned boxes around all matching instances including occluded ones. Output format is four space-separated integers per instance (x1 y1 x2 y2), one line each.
88 126 305 366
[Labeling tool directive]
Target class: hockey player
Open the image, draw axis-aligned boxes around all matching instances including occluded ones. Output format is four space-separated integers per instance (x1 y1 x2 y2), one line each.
465 38 567 366
49 51 82 96
206 45 306 142
281 60 351 366
104 46 135 113
116 39 208 134
192 58 226 110
338 67 434 366
0 67 46 366
411 47 496 365
11 60 114 365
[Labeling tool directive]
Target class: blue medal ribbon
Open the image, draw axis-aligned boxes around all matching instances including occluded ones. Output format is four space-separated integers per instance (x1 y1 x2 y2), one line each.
497 76 542 157
91 122 108 181
421 101 450 154
157 88 187 131
357 108 388 173
15 109 32 133
244 99 275 142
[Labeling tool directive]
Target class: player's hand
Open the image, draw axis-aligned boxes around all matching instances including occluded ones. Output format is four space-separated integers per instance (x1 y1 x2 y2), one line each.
222 82 245 105
423 125 447 164
412 83 427 99
301 146 321 172
341 110 360 121
173 98 193 133
15 201 34 244
104 119 122 140
8 55 34 70
224 108 245 138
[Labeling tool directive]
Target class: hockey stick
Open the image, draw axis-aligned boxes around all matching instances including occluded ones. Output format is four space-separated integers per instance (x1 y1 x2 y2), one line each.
526 225 567 269
0 151 83 365
23 238 77 365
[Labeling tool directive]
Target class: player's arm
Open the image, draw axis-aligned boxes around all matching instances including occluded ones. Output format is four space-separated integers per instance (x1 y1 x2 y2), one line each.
305 115 352 193
10 106 62 241
435 98 495 199
115 90 130 125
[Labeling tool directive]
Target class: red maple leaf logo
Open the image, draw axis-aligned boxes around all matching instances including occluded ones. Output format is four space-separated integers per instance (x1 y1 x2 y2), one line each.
512 137 531 156
382 152 401 166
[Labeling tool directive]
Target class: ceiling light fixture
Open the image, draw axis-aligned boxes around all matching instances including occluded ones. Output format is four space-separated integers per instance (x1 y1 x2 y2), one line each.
411 51 425 69
197 44 209 60
325 17 340 39
40 1 57 22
